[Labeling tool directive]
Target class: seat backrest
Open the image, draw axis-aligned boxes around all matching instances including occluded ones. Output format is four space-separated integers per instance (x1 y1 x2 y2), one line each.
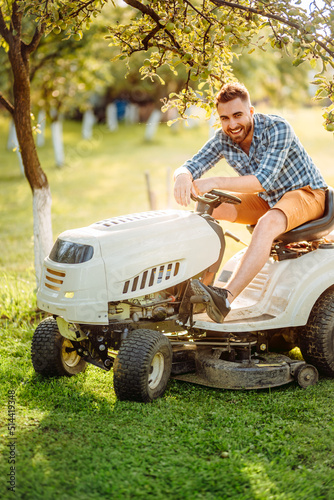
276 187 334 244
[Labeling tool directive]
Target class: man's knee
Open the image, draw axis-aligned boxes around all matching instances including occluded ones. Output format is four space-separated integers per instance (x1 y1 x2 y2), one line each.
254 209 288 239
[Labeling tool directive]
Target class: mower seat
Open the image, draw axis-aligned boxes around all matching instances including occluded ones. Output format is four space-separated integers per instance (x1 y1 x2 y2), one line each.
277 187 334 244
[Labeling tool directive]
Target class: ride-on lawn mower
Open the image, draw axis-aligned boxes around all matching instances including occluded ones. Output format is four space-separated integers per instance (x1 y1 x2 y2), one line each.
31 188 334 402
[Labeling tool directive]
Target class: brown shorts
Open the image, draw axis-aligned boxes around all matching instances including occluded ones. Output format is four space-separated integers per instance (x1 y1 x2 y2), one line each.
234 186 326 232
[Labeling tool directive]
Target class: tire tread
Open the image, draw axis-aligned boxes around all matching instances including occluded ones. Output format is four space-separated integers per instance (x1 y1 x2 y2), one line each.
299 290 334 377
31 317 86 377
113 329 172 402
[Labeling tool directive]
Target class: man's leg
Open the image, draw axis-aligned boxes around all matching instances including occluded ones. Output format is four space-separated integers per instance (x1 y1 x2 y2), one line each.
225 209 287 302
192 188 325 321
199 194 268 288
191 208 287 322
211 202 239 222
212 192 270 224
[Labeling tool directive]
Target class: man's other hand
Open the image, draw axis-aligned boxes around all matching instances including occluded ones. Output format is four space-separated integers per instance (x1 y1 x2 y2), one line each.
174 173 193 206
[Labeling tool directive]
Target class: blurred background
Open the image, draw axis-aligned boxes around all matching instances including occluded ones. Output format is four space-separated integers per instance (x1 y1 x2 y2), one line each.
0 1 333 279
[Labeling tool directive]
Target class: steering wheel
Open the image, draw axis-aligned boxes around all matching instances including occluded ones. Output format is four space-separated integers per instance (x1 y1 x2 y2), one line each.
191 189 241 207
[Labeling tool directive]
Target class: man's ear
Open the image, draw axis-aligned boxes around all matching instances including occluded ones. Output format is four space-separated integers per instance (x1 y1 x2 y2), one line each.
250 106 255 116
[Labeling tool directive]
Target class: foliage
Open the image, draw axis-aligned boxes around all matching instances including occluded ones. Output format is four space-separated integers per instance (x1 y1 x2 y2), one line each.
0 1 317 119
108 0 334 129
232 34 312 107
0 1 110 117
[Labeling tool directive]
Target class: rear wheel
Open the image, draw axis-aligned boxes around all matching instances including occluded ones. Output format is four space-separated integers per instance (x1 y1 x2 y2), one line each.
31 317 87 376
299 289 334 377
113 329 172 402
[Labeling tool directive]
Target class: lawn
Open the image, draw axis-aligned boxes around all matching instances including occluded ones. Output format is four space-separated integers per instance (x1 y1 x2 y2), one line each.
1 107 334 500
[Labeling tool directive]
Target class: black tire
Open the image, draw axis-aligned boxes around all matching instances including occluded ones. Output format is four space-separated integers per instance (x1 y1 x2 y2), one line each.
31 317 87 377
299 289 334 377
113 329 172 402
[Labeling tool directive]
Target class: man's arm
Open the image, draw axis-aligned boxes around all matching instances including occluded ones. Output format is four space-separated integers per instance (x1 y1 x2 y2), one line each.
173 131 224 206
192 175 265 196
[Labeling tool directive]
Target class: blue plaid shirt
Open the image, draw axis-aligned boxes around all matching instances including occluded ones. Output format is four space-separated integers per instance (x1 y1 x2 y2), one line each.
180 113 327 207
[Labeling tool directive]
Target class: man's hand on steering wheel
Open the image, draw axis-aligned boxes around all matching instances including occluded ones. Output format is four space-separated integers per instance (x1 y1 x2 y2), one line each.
174 175 241 207
192 178 217 198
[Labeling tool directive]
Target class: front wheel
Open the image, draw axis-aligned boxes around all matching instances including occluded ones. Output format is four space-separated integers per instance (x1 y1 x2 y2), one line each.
31 317 87 377
299 289 334 377
113 329 172 402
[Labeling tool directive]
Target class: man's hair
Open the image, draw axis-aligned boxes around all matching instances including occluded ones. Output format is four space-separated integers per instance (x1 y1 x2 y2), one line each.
215 82 251 108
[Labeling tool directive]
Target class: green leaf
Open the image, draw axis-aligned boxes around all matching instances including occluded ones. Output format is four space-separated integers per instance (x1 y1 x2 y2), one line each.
309 58 317 69
292 58 304 67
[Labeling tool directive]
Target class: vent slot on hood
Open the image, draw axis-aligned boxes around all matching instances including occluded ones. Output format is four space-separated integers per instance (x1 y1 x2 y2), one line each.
122 262 180 294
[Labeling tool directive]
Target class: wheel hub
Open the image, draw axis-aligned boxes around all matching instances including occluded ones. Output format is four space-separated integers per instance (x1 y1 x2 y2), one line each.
62 339 81 368
148 352 165 389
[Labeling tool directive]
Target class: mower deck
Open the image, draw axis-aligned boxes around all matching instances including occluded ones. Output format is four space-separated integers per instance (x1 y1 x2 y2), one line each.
170 344 316 390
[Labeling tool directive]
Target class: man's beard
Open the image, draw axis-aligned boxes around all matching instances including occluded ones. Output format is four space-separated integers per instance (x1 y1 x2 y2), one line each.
227 119 253 144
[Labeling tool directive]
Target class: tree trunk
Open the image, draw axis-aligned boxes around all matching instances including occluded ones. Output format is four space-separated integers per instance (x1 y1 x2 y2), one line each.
33 186 53 282
51 119 65 167
9 35 53 285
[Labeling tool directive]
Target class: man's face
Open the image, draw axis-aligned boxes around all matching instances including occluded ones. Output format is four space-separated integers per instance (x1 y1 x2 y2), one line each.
217 98 254 146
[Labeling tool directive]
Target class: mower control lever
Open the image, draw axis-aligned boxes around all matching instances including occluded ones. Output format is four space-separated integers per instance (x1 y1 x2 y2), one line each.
192 190 241 205
209 190 241 205
191 190 241 215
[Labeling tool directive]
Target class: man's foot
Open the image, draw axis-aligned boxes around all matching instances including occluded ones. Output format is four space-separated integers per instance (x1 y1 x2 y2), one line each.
190 280 231 323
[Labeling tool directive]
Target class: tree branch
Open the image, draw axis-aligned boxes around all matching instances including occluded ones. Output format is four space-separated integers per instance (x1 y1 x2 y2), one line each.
68 0 102 19
122 0 161 24
123 0 181 50
184 0 213 24
211 0 302 30
30 49 57 81
24 23 46 56
0 92 14 115
141 25 162 50
11 0 22 36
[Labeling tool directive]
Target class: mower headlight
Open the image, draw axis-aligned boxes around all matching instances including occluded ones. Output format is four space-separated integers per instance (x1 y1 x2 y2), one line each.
49 239 94 264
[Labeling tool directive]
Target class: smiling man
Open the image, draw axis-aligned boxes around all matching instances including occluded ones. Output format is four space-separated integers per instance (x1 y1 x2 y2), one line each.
174 82 327 322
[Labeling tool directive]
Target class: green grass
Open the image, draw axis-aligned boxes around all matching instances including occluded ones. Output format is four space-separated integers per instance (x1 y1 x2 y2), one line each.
1 107 334 499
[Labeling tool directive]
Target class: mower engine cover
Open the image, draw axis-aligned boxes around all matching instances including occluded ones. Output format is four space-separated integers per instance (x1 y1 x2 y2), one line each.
37 210 222 324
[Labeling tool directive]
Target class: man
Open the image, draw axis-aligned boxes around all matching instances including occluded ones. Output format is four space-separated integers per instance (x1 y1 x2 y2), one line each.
174 82 327 323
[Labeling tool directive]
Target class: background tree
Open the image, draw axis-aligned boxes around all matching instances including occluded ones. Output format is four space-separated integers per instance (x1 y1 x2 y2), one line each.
29 10 114 122
0 0 108 283
108 0 333 127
